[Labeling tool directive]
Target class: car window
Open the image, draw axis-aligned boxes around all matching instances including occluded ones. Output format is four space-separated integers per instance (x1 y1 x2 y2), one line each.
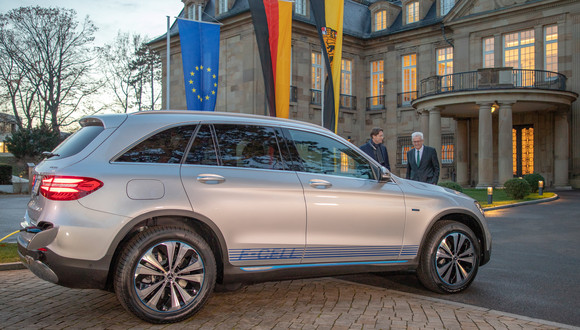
115 125 196 163
49 125 104 159
213 124 285 170
185 124 218 165
287 129 375 179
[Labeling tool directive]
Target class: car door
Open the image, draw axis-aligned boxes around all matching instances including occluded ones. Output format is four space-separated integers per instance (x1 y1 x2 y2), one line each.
284 128 408 264
180 123 306 267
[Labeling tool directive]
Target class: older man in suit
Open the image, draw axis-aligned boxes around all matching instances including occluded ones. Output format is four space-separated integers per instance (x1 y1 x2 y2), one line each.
406 132 439 184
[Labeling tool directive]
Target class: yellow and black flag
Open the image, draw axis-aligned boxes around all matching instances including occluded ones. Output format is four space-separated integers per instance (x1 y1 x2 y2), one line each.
248 0 292 118
310 0 344 132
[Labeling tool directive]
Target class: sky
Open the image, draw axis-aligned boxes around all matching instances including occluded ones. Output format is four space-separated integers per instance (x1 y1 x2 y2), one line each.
0 0 185 46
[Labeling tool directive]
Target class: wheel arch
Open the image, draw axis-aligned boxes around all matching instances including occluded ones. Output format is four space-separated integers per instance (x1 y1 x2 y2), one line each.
418 209 490 266
104 209 228 290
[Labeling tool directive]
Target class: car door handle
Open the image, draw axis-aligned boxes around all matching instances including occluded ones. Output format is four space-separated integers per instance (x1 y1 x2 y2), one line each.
196 174 225 184
309 179 332 189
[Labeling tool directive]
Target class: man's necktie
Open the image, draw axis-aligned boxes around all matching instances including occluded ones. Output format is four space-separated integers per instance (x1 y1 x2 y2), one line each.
416 150 421 167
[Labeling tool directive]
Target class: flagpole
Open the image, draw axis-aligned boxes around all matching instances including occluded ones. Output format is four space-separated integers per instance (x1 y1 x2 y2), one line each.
321 51 325 128
166 16 171 110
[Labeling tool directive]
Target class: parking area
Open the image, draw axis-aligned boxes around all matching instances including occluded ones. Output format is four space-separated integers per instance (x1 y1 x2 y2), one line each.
0 269 572 329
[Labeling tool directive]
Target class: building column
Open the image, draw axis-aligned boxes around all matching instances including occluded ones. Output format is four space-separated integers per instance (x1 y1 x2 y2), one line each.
554 112 570 188
456 119 469 186
498 102 514 187
477 102 493 188
428 107 442 176
419 109 430 146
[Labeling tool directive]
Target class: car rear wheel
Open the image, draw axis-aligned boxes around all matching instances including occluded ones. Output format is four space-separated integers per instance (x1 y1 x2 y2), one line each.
417 220 479 293
114 226 216 323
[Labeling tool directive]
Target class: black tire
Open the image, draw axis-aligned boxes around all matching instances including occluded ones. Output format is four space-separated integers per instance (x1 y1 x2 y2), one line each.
417 220 480 293
114 226 216 323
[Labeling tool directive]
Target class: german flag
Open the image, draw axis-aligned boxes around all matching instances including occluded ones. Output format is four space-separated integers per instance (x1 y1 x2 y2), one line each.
248 0 292 118
311 0 344 132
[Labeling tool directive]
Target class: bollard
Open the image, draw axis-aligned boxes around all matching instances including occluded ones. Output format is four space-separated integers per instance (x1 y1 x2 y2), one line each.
487 186 493 204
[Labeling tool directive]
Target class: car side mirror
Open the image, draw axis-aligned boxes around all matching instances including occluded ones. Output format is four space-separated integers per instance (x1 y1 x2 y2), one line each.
379 166 392 182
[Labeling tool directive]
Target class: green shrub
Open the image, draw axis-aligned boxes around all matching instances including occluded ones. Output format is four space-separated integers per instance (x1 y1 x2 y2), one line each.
504 178 531 199
438 181 463 193
523 173 545 193
0 164 12 185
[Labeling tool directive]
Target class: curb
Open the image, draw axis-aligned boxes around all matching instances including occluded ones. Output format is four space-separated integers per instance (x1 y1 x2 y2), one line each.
484 193 559 211
0 261 25 271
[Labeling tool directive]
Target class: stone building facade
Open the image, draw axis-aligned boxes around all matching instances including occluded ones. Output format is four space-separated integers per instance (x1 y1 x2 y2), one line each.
149 0 580 188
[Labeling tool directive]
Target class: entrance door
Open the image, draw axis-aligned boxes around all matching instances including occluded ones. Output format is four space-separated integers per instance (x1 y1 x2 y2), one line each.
512 125 534 177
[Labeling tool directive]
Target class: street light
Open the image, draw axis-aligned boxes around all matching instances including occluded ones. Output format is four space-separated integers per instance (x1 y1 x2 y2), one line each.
487 186 493 204
538 180 544 195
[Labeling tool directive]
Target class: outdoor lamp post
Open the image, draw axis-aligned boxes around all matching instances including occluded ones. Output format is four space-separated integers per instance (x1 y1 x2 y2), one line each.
539 180 544 195
487 187 493 204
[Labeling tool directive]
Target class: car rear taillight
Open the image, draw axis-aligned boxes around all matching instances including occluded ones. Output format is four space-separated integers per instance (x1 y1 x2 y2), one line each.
40 176 103 201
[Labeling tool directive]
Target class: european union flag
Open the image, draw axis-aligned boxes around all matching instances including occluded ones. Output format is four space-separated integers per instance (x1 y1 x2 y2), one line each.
177 19 220 111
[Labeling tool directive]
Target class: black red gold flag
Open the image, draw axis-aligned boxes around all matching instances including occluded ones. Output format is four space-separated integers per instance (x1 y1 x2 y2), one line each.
310 0 344 132
248 0 292 118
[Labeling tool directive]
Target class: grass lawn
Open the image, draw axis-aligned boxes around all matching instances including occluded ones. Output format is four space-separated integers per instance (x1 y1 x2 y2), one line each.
0 243 19 263
463 188 555 208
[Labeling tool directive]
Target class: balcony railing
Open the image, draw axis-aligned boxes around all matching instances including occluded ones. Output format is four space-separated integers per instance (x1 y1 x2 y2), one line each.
366 95 385 110
311 89 321 105
340 94 357 110
397 91 418 107
419 68 567 98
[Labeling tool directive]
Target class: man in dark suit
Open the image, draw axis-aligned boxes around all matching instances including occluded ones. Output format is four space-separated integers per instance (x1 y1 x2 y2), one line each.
360 127 390 170
406 132 439 184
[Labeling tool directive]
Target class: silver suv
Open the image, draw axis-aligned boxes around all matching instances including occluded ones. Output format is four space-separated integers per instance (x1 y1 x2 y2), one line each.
19 111 491 323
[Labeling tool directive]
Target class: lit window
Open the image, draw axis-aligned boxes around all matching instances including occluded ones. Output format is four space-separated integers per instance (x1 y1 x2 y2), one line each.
311 52 322 90
370 60 384 108
401 54 417 105
437 47 453 91
397 136 412 166
311 52 322 105
483 37 494 68
407 2 419 24
544 25 558 78
441 134 454 164
340 59 353 109
504 30 534 86
374 10 387 31
441 0 455 16
341 59 352 95
504 30 534 69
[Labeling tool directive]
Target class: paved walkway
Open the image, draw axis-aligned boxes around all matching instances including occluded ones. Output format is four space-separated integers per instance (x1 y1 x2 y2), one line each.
0 269 576 329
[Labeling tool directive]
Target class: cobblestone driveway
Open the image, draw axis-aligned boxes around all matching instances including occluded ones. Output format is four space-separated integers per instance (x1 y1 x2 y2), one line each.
0 269 572 329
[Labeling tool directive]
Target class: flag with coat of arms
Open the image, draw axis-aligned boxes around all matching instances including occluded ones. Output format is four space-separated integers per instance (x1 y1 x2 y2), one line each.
177 18 220 111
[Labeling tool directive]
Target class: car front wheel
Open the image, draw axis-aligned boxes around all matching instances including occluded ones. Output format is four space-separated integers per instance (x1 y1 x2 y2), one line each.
417 220 480 293
114 226 216 323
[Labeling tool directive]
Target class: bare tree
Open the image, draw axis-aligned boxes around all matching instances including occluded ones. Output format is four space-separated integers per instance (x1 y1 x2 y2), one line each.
0 6 100 133
98 33 162 113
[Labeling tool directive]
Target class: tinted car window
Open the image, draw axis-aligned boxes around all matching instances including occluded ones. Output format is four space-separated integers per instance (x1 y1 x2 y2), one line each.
287 129 374 179
50 125 104 159
185 125 218 165
213 124 285 170
116 125 196 163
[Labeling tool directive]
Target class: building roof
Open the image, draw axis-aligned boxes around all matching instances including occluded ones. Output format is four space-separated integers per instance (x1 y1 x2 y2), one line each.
149 0 442 44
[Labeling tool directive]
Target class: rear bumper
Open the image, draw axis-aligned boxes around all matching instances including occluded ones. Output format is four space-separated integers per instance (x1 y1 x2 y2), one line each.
17 230 110 289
